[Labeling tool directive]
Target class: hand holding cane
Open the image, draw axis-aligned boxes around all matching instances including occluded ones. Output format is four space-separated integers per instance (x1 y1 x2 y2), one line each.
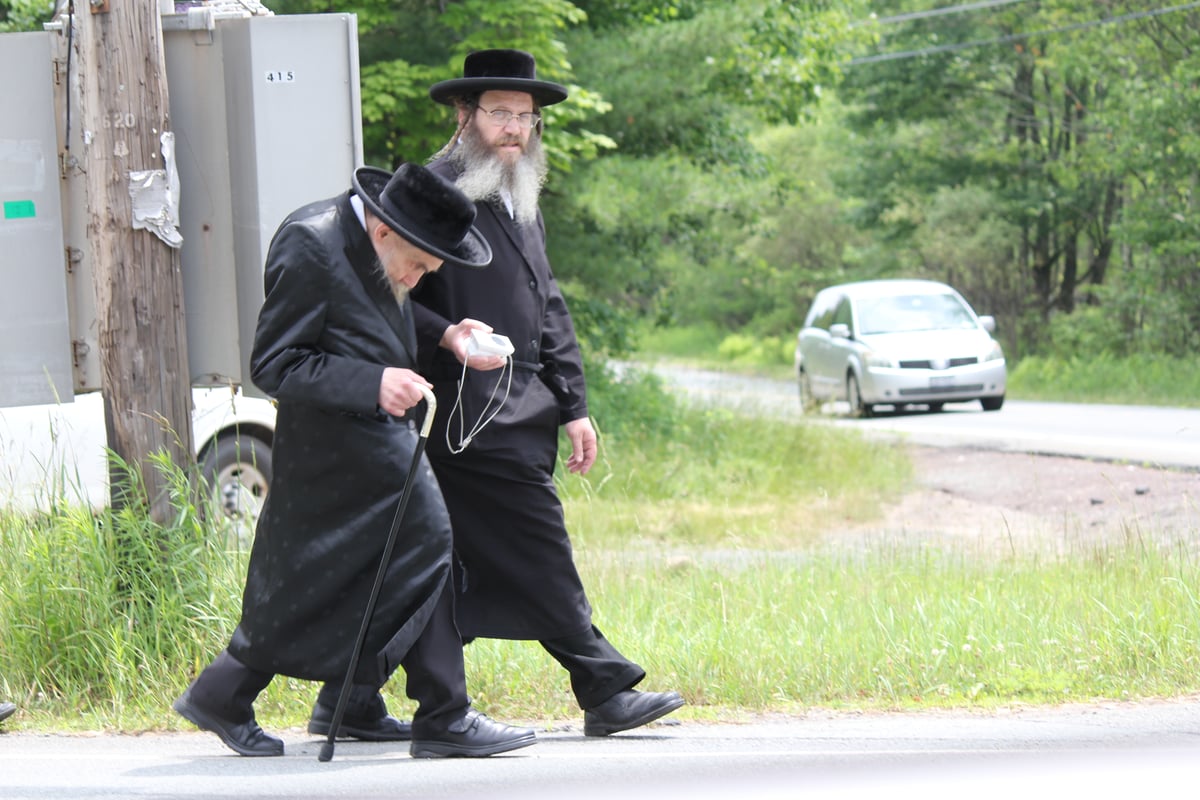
319 385 437 762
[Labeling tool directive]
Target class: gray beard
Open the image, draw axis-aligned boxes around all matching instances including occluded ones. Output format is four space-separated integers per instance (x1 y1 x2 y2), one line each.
449 122 547 225
373 256 410 305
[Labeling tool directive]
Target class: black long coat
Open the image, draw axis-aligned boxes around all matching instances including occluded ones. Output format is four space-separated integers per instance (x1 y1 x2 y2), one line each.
226 192 452 685
411 159 593 641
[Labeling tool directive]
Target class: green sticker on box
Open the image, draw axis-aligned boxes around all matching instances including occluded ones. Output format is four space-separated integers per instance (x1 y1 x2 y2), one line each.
4 200 36 219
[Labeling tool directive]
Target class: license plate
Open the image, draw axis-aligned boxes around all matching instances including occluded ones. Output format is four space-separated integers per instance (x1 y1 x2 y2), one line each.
930 376 954 388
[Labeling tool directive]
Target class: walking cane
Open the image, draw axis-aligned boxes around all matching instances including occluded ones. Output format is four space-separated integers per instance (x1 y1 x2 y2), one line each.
319 385 436 763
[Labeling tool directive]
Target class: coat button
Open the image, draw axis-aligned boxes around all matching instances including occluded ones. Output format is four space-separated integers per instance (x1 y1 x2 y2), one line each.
528 279 536 289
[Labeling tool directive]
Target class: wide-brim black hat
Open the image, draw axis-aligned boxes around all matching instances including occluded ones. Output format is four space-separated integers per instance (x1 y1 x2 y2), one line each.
352 164 491 269
430 48 568 107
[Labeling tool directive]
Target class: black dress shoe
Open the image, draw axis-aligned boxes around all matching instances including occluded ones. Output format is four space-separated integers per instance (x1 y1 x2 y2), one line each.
307 702 412 741
0 701 15 723
583 690 685 737
409 709 537 758
172 689 284 757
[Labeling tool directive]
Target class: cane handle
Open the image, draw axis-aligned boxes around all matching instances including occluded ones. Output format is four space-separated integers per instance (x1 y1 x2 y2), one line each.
417 384 437 438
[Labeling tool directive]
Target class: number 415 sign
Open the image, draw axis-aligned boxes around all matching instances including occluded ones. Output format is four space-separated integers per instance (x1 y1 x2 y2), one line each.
265 70 296 83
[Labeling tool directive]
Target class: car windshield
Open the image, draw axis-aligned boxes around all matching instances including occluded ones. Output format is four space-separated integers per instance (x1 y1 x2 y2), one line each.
856 293 976 335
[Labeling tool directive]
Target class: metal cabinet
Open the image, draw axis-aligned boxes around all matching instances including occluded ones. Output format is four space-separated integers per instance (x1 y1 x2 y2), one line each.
0 11 362 406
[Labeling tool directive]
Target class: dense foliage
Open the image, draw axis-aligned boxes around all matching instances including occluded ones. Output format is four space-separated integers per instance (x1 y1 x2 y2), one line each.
0 0 50 32
838 0 1200 361
7 0 1195 366
267 0 1194 366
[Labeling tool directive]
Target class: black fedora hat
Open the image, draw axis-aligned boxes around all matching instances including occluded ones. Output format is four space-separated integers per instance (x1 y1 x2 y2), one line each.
352 163 491 269
430 49 568 107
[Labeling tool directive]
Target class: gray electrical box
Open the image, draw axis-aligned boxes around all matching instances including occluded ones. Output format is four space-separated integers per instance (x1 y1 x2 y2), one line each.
0 32 74 406
0 11 361 408
165 12 362 392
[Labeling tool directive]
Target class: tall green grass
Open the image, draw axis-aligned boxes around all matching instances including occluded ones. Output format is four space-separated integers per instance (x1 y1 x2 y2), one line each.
0 454 249 728
560 396 913 548
1008 354 1200 407
636 322 728 362
452 540 1200 720
636 323 794 378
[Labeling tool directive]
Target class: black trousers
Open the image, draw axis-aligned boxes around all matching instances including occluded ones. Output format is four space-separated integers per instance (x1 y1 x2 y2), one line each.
187 583 469 733
539 625 646 710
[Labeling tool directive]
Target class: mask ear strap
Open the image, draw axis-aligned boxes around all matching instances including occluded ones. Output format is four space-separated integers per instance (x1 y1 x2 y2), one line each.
445 356 513 454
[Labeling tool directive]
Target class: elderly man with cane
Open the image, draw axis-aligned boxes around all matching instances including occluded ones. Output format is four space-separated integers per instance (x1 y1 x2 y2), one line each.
174 162 535 759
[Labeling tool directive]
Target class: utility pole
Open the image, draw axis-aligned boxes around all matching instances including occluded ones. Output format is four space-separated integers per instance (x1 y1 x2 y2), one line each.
72 0 193 523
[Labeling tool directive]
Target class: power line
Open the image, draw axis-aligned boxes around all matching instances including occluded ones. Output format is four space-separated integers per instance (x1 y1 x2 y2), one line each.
847 1 1200 66
865 0 1033 27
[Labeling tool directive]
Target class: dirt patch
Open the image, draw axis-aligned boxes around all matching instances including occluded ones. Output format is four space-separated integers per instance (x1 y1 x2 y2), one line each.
832 446 1200 557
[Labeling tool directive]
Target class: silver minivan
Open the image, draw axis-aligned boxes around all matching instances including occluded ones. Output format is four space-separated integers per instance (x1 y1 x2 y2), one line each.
795 279 1006 416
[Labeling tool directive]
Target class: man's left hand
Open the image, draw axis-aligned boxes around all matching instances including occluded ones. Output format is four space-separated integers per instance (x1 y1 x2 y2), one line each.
564 417 597 475
441 319 507 371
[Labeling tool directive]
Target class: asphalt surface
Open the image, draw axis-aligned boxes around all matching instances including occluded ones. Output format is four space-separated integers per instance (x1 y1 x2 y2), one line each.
638 362 1200 469
3 699 1200 799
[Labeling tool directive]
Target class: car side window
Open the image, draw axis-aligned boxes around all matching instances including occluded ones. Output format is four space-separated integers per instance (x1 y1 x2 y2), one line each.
806 292 835 330
832 297 853 330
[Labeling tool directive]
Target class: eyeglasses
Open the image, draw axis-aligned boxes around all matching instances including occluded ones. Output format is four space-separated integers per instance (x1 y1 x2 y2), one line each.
475 106 542 130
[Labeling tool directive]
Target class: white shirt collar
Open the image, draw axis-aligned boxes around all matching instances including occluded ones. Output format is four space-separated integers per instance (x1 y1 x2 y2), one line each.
350 193 368 229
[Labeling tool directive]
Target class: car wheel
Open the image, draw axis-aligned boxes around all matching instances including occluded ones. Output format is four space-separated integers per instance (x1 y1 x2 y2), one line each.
927 402 945 413
980 395 1005 412
846 373 873 418
200 433 272 549
798 369 818 414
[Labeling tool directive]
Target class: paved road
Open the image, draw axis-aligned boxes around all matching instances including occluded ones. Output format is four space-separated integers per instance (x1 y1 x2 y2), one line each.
4 699 1200 799
637 362 1200 469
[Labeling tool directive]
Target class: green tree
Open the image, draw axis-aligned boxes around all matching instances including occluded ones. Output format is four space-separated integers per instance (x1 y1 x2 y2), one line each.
0 0 54 31
1099 10 1200 356
550 1 861 343
836 0 1200 357
250 2 858 349
272 0 609 171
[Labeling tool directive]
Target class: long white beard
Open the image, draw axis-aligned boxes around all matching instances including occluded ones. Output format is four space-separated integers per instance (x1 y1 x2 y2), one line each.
449 123 547 225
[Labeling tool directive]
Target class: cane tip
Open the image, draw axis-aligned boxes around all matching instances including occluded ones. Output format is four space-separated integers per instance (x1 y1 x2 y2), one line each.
318 742 334 762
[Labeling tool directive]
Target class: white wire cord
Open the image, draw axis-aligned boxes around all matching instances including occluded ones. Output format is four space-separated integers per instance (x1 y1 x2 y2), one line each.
445 355 514 454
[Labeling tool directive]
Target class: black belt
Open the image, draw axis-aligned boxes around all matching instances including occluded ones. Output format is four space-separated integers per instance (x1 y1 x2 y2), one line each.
341 408 414 428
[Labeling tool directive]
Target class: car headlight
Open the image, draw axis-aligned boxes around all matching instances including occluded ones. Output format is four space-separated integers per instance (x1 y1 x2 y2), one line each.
863 349 896 369
982 341 1004 362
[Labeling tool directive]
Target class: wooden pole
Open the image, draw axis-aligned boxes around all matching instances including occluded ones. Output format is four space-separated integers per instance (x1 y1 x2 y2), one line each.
73 1 193 523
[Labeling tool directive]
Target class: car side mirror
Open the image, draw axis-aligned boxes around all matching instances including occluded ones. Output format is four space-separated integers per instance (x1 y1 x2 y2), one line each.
830 323 850 339
978 315 996 333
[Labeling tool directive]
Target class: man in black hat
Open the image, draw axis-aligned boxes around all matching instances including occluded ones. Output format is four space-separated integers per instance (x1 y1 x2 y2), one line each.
411 49 685 737
174 162 536 759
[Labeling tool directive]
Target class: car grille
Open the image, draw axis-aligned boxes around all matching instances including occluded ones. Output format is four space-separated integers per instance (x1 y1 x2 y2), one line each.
898 356 979 369
898 384 984 396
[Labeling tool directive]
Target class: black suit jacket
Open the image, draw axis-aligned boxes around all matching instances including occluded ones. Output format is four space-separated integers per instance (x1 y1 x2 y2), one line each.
410 162 593 640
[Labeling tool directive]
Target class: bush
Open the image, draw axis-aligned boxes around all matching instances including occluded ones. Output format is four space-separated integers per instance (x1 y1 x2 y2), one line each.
716 333 792 368
0 454 245 724
1008 353 1200 407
